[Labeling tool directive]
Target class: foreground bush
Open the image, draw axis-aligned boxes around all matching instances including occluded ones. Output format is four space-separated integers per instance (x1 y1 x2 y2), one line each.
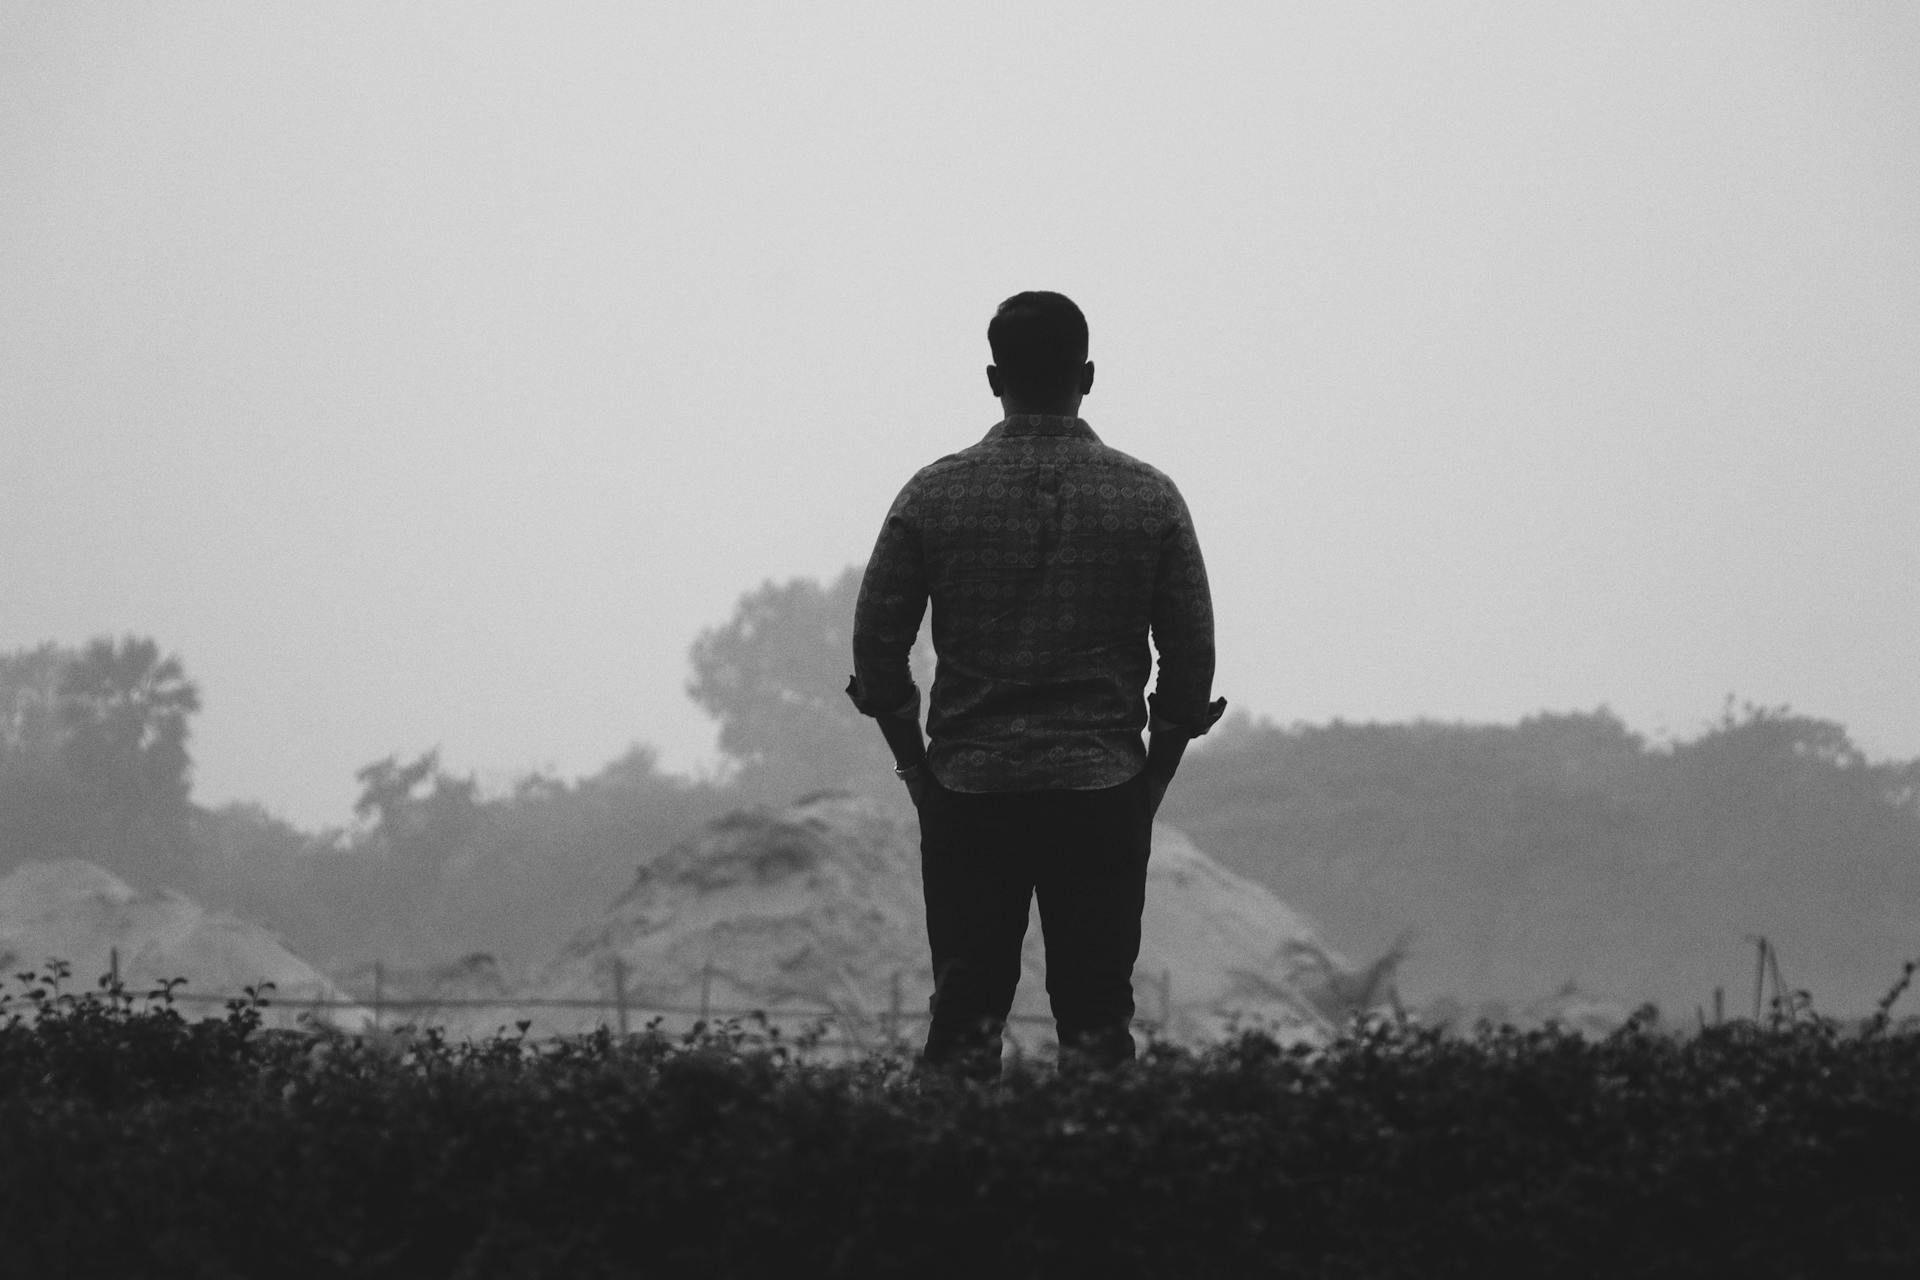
2 964 1918 1278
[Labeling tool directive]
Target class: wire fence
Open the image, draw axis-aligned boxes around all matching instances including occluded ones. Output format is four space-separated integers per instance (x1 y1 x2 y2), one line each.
25 941 1908 1052
82 950 1179 1056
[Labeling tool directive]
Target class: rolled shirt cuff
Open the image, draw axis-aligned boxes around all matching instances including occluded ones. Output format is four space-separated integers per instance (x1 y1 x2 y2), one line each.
845 674 921 722
1148 694 1228 738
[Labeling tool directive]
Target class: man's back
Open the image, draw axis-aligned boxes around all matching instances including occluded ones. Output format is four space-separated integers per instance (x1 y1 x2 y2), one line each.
852 412 1215 793
849 290 1221 1077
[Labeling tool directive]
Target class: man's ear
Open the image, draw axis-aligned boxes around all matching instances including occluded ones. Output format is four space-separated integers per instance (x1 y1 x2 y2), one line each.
986 365 1003 397
1080 361 1095 395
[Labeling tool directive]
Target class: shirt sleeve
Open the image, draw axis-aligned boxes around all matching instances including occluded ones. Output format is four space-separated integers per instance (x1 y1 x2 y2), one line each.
848 479 929 722
1147 483 1226 737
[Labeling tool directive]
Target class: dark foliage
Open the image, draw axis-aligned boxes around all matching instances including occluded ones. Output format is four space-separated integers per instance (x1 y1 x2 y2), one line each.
3 966 1919 1278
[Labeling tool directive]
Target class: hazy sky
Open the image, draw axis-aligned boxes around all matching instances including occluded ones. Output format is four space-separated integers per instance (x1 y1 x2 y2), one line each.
4 2 1916 829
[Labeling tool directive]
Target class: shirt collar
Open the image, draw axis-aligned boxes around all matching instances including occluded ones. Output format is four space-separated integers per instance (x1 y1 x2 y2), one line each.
982 414 1100 443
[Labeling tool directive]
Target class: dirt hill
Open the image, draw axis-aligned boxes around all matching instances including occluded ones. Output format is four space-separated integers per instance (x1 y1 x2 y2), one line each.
524 791 1396 1053
0 860 370 1030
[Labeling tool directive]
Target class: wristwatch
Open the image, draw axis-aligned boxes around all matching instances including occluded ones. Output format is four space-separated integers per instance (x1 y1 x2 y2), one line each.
893 760 927 780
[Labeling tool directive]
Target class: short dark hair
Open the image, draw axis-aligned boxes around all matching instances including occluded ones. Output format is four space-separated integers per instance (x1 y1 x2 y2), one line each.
988 291 1088 399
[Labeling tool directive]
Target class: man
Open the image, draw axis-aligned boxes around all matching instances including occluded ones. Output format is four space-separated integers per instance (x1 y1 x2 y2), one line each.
848 290 1224 1080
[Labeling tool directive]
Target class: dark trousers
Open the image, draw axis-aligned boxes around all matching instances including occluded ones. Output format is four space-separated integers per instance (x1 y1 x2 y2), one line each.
916 772 1154 1078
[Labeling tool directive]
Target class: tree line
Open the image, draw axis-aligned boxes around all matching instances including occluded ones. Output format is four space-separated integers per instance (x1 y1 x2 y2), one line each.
5 571 1918 1014
1157 703 1920 1016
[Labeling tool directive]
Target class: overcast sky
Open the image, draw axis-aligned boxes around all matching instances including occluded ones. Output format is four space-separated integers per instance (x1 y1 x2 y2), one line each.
3 2 1916 829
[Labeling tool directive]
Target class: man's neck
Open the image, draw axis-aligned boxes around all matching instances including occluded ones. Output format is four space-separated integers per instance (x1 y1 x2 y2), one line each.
997 397 1083 420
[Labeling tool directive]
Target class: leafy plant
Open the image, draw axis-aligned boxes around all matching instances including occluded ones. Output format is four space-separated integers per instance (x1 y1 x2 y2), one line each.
3 960 1919 1277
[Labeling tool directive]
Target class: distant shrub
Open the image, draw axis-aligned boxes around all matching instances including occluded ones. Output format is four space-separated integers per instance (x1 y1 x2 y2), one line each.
2 963 1918 1277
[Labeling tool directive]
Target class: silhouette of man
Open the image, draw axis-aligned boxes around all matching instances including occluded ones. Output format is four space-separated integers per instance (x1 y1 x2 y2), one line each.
849 291 1225 1079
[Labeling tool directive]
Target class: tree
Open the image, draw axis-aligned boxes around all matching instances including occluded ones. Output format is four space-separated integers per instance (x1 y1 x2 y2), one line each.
0 644 78 865
687 567 931 803
0 644 66 757
351 749 480 884
59 636 199 802
229 745 734 970
0 636 200 885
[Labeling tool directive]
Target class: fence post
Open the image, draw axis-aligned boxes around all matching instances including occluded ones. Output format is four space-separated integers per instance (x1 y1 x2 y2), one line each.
109 946 119 987
1713 986 1724 1025
888 970 903 1046
613 954 629 1036
373 960 384 1032
1750 937 1767 1021
698 959 712 1023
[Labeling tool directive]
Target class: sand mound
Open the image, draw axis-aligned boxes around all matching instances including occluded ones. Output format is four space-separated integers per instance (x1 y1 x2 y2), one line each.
526 792 1393 1049
0 860 371 1030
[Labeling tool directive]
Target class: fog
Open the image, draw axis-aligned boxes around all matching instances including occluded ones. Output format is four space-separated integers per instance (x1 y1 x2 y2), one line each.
3 2 1916 829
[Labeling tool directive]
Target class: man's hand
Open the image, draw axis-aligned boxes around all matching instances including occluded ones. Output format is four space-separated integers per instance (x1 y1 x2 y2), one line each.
896 761 932 808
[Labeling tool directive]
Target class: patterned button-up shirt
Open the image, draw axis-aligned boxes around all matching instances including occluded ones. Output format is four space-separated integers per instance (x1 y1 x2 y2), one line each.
850 414 1222 793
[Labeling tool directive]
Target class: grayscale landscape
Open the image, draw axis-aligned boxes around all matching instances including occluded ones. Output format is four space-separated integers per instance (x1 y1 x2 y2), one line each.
2 5 1917 1273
